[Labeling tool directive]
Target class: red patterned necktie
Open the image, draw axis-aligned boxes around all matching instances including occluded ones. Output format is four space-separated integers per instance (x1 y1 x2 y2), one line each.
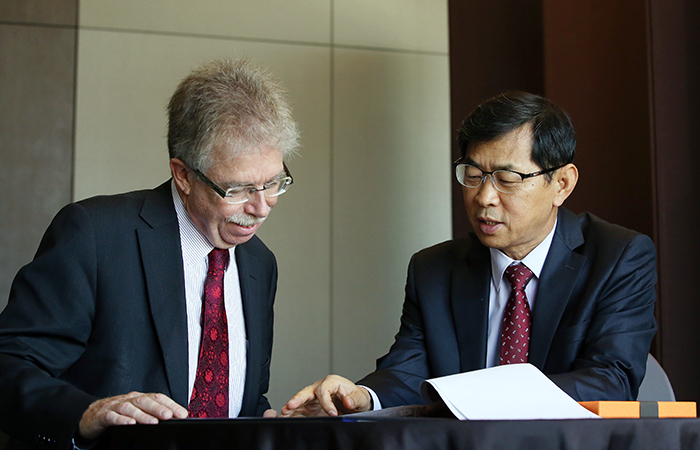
500 263 534 365
189 248 229 418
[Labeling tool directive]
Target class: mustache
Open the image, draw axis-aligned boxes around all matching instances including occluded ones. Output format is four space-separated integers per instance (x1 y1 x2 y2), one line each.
476 208 500 223
226 212 267 227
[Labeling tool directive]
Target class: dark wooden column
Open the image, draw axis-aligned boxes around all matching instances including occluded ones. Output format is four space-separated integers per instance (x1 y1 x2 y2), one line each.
448 0 544 239
542 0 654 239
647 0 700 404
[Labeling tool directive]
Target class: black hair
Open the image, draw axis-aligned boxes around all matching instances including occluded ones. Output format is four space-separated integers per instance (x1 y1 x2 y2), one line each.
457 91 576 179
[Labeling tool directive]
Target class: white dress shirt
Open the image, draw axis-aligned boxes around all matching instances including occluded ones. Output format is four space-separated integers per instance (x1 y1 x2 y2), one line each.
171 181 247 417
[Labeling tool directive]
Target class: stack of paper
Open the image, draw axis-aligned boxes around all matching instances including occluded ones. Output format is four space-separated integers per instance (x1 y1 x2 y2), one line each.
419 363 600 420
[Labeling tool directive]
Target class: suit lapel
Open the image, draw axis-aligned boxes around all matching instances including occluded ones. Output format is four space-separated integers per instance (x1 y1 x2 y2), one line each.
235 242 263 416
529 208 586 369
137 182 189 407
451 239 491 373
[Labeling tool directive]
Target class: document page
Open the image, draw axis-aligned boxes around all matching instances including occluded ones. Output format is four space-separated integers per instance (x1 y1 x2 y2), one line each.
420 363 599 420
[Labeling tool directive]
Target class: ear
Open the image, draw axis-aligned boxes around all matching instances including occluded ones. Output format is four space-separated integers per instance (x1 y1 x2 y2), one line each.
552 163 578 207
170 158 192 196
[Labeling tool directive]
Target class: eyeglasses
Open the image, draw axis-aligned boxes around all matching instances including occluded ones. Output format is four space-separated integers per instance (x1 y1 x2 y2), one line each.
193 163 294 204
454 160 565 194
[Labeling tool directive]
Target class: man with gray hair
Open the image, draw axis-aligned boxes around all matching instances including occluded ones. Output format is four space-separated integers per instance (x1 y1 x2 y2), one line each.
0 58 299 449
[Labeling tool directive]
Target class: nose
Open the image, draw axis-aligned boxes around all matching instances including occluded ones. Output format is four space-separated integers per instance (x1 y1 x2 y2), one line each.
472 174 501 207
244 190 272 217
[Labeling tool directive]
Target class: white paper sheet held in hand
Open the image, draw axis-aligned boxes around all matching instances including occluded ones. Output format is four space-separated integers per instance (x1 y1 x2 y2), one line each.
420 363 599 420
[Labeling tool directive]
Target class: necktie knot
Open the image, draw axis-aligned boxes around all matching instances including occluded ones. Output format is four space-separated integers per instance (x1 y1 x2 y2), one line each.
505 263 534 292
208 248 229 274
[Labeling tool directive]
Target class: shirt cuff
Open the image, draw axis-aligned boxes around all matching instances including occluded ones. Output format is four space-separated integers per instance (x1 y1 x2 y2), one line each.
358 385 383 411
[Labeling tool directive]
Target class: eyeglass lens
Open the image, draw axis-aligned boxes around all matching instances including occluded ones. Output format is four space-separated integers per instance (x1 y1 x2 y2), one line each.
456 165 522 193
224 178 291 203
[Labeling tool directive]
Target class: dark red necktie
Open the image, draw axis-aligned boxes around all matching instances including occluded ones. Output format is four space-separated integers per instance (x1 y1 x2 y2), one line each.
189 248 229 418
500 263 534 365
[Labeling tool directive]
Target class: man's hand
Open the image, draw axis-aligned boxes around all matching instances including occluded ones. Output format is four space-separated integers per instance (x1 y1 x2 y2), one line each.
78 392 188 440
279 374 372 417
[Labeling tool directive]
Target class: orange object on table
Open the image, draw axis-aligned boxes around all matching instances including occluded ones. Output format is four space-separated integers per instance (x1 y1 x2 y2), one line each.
578 401 697 418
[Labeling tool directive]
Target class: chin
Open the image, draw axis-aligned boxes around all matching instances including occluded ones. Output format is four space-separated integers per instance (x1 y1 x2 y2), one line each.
226 234 256 246
474 234 502 249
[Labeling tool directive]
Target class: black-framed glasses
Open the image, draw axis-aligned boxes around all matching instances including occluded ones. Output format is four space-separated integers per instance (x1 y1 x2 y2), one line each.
454 159 565 194
193 163 294 204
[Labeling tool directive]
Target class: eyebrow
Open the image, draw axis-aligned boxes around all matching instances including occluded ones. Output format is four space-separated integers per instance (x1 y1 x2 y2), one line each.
463 157 519 172
221 170 287 189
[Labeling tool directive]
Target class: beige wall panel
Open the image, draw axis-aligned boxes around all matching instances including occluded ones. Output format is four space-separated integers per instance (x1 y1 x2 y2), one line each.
331 49 451 380
74 30 331 409
79 0 330 44
334 0 448 52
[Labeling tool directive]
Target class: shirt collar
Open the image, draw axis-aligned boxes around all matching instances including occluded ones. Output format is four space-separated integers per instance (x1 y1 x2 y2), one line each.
489 218 557 293
171 180 218 261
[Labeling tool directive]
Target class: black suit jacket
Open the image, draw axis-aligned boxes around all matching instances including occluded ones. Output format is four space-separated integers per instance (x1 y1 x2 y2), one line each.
0 181 277 449
359 208 657 407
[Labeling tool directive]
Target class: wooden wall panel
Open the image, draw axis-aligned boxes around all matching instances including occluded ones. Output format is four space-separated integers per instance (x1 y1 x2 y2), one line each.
543 0 653 239
448 0 544 239
648 0 700 403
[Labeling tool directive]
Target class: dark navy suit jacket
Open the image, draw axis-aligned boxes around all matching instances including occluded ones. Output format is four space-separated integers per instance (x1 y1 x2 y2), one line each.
0 181 277 450
359 208 657 407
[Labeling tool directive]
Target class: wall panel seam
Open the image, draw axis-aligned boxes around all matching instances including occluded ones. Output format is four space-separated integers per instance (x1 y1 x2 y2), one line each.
0 21 76 30
328 0 335 376
76 25 446 56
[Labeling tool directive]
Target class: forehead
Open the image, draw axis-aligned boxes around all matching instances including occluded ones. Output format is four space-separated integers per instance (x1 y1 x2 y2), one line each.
209 145 284 181
465 125 535 170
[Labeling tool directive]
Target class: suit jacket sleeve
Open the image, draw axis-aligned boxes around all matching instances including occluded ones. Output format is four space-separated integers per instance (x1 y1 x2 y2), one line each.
356 238 483 407
0 202 101 449
358 238 493 408
357 252 433 407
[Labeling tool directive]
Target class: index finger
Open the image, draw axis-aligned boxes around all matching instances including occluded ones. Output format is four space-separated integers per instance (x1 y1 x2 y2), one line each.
281 385 319 414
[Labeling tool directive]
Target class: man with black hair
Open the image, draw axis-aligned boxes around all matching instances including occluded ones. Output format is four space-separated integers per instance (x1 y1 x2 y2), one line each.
281 91 657 416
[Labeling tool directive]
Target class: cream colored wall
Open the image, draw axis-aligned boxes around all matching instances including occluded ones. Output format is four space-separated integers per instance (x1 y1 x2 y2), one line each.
75 0 451 410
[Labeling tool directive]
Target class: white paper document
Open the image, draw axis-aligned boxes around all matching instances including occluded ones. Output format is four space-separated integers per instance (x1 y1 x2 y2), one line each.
420 363 600 420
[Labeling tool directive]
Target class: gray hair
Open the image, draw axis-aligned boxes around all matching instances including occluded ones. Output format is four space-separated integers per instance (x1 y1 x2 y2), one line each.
167 58 300 172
